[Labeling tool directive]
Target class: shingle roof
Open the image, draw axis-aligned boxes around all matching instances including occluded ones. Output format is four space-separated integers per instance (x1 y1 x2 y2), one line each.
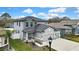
23 27 35 33
13 16 45 22
23 24 53 33
49 23 72 30
35 24 49 32
55 26 72 29
49 20 79 29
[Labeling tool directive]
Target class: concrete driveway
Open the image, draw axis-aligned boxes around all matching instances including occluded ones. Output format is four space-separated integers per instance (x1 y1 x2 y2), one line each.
51 38 79 51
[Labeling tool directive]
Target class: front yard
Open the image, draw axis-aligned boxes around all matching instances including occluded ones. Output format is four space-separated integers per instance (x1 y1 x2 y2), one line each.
9 39 56 51
27 42 56 51
64 34 79 43
0 47 4 51
9 39 32 51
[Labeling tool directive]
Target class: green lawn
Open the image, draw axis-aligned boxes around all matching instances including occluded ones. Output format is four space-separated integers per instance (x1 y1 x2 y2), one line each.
64 34 79 43
0 47 4 51
9 39 32 51
9 39 56 51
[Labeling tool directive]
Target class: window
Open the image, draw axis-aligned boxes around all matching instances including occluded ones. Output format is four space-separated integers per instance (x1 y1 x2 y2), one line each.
17 22 18 25
16 22 20 26
26 22 28 27
19 22 20 26
55 33 60 39
30 22 33 27
16 30 20 33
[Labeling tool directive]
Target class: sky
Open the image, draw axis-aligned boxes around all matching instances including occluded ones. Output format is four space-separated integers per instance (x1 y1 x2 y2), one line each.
0 7 79 20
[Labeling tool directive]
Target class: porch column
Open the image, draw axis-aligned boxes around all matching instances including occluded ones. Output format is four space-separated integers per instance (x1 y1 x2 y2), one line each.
25 33 28 41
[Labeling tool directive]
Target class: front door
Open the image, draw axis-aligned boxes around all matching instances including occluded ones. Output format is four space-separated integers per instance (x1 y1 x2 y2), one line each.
28 33 34 40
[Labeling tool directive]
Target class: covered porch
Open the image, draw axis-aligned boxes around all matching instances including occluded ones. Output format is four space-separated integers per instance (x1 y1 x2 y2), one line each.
23 27 36 42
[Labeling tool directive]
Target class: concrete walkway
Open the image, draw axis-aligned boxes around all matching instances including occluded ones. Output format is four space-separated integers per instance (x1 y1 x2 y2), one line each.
34 38 79 51
51 38 79 51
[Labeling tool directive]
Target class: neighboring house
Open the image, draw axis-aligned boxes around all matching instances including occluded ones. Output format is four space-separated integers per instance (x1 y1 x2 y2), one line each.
11 16 60 44
75 23 79 35
0 28 8 50
48 19 79 37
49 23 73 37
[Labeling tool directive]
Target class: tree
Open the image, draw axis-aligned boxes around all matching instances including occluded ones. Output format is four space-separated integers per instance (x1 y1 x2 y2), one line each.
61 16 71 21
1 13 11 18
6 29 15 50
0 13 13 27
6 30 12 39
48 17 61 23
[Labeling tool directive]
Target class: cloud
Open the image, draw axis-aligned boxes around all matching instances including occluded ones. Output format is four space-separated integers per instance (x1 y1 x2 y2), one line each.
48 13 59 17
38 12 47 17
48 7 66 13
75 7 79 13
31 13 38 17
2 12 6 14
46 13 59 19
60 15 67 17
75 8 79 19
12 15 25 19
0 12 6 16
37 12 59 20
23 8 33 14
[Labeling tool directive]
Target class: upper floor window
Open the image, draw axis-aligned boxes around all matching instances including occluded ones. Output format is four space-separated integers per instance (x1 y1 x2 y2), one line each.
17 22 18 25
16 22 20 26
30 22 33 27
26 22 28 27
19 22 20 26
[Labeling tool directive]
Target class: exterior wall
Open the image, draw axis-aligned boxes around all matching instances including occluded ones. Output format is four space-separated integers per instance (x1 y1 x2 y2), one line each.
58 29 72 38
11 33 20 39
11 22 24 39
65 29 72 34
60 29 65 38
35 27 60 41
35 32 44 40
74 23 79 35
75 26 79 35
24 20 36 28
12 20 36 40
0 37 6 47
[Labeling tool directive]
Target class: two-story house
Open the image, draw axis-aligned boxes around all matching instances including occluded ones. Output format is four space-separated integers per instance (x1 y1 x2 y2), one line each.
11 16 60 43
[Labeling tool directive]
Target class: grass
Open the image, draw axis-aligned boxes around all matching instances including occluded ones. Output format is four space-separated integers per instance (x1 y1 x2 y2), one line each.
9 39 56 51
9 39 32 51
64 34 79 43
0 47 4 51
